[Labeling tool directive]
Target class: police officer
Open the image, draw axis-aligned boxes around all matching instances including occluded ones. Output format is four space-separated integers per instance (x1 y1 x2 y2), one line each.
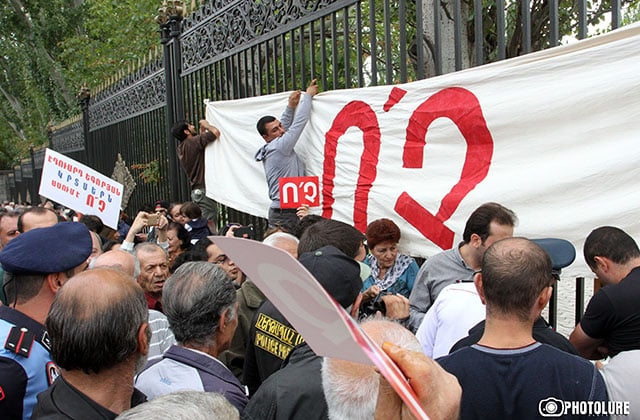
0 222 92 420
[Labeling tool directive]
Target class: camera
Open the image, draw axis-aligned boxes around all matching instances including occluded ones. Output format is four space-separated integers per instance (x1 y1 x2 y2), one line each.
538 397 564 417
233 224 255 239
359 290 392 319
147 214 159 226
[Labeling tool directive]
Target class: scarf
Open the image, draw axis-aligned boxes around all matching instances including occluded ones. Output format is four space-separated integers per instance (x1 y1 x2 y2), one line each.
367 253 413 291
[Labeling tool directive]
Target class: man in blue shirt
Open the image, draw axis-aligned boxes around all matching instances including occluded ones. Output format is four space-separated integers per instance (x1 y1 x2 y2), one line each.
438 237 608 419
0 222 92 419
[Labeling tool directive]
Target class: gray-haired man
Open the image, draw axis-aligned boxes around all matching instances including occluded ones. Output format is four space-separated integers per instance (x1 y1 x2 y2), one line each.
135 261 248 414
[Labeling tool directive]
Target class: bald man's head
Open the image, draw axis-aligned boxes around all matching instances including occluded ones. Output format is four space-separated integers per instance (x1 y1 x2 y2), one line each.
481 237 552 322
92 250 140 279
18 207 58 233
46 268 149 374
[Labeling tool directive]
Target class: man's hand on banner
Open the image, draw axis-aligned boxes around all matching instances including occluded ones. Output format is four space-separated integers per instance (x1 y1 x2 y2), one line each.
306 79 318 97
288 90 301 108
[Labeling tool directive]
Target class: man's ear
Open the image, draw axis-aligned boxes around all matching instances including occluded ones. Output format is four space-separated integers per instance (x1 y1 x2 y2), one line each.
137 322 149 356
536 285 553 312
46 273 64 294
593 256 609 273
474 273 486 304
470 233 482 249
219 308 230 332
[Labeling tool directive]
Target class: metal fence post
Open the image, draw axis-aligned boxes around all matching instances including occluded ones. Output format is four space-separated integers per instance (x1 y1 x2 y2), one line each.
157 3 184 202
78 85 91 166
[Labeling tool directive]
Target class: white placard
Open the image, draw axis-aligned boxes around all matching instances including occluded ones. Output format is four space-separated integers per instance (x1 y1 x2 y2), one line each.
39 148 123 229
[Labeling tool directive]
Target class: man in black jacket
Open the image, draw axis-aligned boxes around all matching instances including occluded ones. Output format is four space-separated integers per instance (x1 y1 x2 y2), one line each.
31 269 149 419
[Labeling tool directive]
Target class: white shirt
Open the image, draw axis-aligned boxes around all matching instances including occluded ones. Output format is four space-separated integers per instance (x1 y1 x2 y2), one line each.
416 282 485 358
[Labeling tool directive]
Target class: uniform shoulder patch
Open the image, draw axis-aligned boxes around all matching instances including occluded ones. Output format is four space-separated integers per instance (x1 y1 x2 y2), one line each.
46 361 60 386
4 327 35 358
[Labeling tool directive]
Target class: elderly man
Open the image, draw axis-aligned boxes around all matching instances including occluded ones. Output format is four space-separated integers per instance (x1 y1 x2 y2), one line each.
408 202 516 332
17 207 59 232
438 238 608 419
570 226 640 359
0 222 92 419
255 79 318 231
92 250 176 358
31 269 149 419
133 243 170 312
135 261 248 413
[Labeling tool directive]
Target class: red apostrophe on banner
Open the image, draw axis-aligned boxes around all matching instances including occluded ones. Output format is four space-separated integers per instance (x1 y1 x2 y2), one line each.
279 176 320 209
383 87 408 112
323 101 381 231
396 87 494 250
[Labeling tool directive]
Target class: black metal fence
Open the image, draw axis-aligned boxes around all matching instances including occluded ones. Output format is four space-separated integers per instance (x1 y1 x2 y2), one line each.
2 0 629 326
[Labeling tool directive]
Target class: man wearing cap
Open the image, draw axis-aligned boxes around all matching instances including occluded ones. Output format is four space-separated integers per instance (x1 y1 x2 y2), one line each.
0 222 92 420
243 245 362 419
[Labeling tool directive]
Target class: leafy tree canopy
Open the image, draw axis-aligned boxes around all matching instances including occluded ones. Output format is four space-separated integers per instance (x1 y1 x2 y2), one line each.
0 0 159 169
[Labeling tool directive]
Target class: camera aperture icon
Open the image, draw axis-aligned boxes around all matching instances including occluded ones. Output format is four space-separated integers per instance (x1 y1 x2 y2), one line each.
539 397 565 417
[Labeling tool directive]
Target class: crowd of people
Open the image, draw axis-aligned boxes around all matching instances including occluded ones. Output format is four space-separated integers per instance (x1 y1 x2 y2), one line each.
0 80 637 419
0 196 638 420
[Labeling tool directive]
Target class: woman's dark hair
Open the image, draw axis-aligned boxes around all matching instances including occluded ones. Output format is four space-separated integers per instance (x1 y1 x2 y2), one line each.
168 222 191 250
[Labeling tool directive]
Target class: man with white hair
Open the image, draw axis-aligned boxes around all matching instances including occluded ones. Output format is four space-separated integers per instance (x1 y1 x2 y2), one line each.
220 231 299 379
322 319 423 419
115 391 239 420
92 250 175 358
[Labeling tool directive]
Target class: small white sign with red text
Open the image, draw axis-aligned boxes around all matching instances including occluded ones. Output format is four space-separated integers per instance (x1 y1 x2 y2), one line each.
278 176 320 209
213 236 428 419
39 148 123 229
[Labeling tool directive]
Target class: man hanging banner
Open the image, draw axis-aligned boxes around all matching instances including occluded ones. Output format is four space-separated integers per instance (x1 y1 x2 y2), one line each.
204 23 640 277
39 148 123 230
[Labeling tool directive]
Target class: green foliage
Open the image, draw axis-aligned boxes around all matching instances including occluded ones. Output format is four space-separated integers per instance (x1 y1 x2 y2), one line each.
0 0 159 169
131 159 161 185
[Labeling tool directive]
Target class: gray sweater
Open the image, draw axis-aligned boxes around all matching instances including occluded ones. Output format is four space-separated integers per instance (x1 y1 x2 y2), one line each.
408 244 475 332
255 93 313 208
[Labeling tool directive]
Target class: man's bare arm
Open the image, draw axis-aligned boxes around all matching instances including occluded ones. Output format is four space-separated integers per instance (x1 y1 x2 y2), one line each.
569 323 607 360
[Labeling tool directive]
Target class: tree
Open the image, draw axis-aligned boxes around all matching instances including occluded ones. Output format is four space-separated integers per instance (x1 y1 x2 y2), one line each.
0 0 159 169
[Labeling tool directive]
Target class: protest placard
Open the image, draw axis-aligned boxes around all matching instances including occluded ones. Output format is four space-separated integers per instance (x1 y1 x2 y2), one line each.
39 148 123 229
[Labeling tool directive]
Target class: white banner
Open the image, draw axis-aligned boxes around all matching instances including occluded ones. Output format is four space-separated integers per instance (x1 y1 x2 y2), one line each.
39 148 123 230
205 23 640 277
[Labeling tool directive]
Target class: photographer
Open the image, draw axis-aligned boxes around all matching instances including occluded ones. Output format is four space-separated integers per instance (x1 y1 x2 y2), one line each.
120 210 169 254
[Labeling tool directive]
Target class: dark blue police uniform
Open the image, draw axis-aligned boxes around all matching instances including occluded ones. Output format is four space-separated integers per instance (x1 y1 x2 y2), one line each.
0 305 59 420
